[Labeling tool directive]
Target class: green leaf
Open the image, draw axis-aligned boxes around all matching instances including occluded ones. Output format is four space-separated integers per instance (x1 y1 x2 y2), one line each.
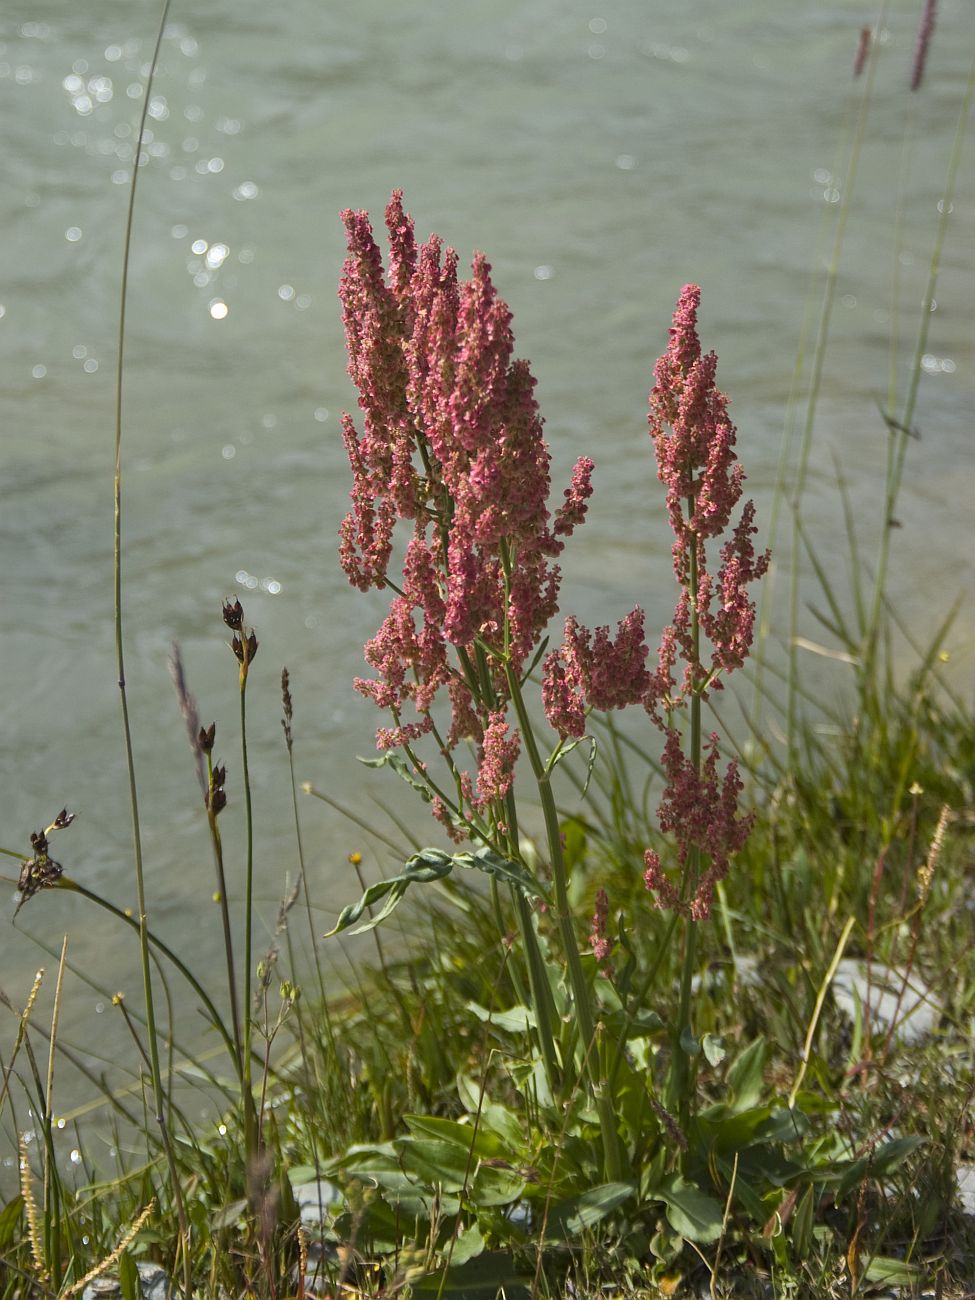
702 1033 726 1067
0 1196 23 1250
410 1251 530 1294
327 846 538 938
603 1006 666 1039
455 1079 525 1151
395 1135 472 1190
449 1220 485 1266
358 750 433 802
324 847 455 936
405 1114 509 1161
118 1252 139 1300
287 1164 321 1187
791 1183 815 1259
835 1135 925 1201
210 1197 248 1231
655 1174 724 1243
471 1163 527 1207
726 1037 769 1112
863 1256 924 1285
551 1182 635 1235
467 1000 536 1033
451 846 538 895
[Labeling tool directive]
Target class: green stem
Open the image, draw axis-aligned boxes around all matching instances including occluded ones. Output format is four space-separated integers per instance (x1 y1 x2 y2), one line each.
240 676 258 1162
784 2 888 763
505 663 623 1182
866 47 975 682
206 752 244 1080
112 0 190 1287
668 530 703 1134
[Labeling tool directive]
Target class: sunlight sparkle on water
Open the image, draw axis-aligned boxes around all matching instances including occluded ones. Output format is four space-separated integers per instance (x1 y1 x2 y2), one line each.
205 242 229 268
209 299 229 320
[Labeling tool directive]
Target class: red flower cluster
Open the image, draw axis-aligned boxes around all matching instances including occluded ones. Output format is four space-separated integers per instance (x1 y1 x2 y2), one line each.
641 285 769 918
338 192 593 809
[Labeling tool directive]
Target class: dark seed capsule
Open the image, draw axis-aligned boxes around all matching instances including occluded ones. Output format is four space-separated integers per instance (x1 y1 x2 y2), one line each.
222 598 244 630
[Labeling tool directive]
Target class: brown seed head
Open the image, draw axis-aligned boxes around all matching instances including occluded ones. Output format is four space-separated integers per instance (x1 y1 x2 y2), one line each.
222 598 244 630
281 669 294 749
198 723 216 753
206 787 227 816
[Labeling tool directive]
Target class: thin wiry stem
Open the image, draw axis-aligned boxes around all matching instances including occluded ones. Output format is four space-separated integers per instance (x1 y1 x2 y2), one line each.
784 0 890 763
239 672 259 1162
112 1 191 1286
866 46 975 678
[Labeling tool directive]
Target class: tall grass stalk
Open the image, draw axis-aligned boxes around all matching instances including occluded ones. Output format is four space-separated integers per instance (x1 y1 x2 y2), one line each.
111 0 191 1285
237 645 259 1162
867 46 975 677
783 0 890 762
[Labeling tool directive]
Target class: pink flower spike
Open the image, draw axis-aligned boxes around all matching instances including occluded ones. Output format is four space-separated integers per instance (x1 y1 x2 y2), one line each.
476 711 521 807
542 648 587 740
643 849 682 912
384 189 417 303
554 457 595 537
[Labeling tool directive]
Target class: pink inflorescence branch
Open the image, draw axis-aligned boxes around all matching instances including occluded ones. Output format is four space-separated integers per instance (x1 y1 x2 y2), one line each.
641 284 770 918
337 192 594 820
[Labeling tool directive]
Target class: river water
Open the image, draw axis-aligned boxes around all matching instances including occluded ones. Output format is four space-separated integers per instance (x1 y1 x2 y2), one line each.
1 0 973 1162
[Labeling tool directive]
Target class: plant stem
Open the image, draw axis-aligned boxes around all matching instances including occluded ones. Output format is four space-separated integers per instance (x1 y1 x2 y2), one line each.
206 752 244 1080
866 47 975 682
239 674 258 1162
505 663 623 1183
784 3 887 763
668 530 703 1135
112 0 191 1287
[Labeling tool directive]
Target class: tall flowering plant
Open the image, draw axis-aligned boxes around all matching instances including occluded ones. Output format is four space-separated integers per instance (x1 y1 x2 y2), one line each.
331 193 768 1182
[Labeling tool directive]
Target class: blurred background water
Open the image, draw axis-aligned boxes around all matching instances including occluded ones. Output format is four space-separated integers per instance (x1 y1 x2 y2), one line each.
1 0 973 1165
